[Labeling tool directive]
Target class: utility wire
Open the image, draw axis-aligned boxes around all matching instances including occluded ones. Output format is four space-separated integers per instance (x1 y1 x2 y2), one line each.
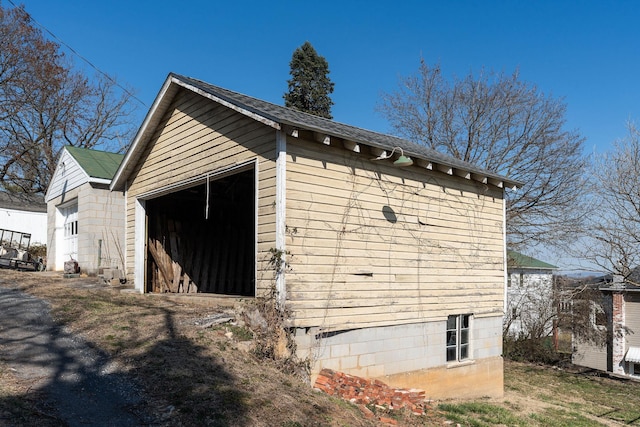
6 0 148 108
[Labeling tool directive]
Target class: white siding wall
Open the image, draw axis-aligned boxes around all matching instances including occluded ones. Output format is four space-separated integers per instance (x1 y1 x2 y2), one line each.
505 269 555 337
45 149 88 202
0 208 47 244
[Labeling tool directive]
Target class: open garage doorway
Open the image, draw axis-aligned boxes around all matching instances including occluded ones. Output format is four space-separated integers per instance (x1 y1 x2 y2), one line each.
145 168 255 296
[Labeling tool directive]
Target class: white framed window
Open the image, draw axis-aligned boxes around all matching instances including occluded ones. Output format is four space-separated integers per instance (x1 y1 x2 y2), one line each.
447 314 471 362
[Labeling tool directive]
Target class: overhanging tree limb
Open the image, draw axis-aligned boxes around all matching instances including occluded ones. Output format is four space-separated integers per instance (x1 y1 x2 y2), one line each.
378 59 589 250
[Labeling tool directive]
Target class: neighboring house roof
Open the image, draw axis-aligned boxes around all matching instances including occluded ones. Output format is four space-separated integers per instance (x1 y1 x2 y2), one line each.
507 250 557 270
0 191 46 213
596 267 640 292
45 146 125 203
65 146 124 181
111 73 523 191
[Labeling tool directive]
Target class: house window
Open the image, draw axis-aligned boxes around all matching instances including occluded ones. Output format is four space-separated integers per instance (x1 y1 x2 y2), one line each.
64 219 78 237
446 314 471 362
558 300 571 313
589 302 606 328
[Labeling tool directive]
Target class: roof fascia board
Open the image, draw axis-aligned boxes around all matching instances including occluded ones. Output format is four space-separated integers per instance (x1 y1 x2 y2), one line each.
88 177 112 185
173 78 281 131
112 72 520 192
111 75 282 191
111 75 177 190
281 119 521 190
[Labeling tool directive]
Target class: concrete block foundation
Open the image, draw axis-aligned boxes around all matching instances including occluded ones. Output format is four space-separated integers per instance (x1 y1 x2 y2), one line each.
294 315 504 399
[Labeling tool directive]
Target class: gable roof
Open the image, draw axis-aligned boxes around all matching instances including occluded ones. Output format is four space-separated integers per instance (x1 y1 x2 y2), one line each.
0 191 46 213
65 146 124 181
112 73 522 191
508 250 558 270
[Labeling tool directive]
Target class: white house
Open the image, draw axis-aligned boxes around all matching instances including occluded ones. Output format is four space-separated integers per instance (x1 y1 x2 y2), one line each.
45 146 125 274
504 250 558 338
0 191 47 244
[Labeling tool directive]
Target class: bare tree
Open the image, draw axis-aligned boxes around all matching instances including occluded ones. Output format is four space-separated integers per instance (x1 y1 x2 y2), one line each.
581 123 640 280
0 4 136 194
555 276 609 347
503 273 609 362
378 59 589 250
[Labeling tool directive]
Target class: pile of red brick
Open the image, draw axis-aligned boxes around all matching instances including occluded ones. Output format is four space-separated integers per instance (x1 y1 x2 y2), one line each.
313 368 427 417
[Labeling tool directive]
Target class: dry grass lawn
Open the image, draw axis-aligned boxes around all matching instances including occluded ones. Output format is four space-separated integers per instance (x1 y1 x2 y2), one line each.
2 269 640 426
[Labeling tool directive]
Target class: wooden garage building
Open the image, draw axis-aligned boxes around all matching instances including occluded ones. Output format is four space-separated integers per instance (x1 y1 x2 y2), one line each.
111 73 519 399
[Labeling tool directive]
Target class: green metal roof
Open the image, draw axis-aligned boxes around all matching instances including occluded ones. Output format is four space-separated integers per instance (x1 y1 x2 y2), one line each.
507 250 558 270
66 146 124 180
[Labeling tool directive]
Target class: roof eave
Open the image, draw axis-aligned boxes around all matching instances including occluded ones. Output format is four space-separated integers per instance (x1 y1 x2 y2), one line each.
111 75 180 191
89 177 112 185
113 73 521 192
173 77 282 131
279 120 522 191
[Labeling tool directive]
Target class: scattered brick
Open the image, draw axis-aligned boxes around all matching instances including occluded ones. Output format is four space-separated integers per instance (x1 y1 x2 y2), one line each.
313 368 430 417
378 416 398 425
358 404 375 419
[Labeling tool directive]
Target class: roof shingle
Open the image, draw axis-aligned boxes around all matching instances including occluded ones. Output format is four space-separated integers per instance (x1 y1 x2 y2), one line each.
66 146 124 180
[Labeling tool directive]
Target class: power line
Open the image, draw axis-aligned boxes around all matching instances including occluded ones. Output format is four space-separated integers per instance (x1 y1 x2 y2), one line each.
6 0 148 108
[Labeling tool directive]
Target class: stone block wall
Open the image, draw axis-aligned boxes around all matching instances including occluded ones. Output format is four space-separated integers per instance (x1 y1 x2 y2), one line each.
77 185 125 274
294 315 504 399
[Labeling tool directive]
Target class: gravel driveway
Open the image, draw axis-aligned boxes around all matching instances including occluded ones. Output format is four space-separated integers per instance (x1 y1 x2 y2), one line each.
0 285 157 426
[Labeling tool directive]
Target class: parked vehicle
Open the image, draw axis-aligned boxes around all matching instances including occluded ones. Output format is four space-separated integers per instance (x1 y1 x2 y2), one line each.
0 228 45 271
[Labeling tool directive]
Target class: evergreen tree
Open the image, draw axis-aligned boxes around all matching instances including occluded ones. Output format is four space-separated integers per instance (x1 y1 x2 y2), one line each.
284 42 334 119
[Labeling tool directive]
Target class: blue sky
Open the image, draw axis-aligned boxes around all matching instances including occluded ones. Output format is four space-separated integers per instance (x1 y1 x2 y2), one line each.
15 0 640 272
18 0 640 155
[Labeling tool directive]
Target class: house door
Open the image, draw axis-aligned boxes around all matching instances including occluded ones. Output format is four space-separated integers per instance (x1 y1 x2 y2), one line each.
62 204 78 261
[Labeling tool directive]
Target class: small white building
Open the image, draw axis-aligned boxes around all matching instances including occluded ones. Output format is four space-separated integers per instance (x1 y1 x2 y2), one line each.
45 146 125 274
0 191 47 244
505 250 558 338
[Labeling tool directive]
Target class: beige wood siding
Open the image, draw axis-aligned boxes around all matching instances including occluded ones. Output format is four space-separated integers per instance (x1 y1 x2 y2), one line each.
284 138 505 330
125 89 277 292
573 340 607 371
626 295 640 347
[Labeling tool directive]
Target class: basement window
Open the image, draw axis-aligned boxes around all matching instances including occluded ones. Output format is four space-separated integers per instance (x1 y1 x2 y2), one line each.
446 314 471 362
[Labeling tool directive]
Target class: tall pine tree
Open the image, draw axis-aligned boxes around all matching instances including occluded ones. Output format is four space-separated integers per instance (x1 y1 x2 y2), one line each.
284 42 334 119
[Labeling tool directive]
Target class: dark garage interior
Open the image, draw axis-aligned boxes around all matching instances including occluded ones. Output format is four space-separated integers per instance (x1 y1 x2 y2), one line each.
145 168 255 296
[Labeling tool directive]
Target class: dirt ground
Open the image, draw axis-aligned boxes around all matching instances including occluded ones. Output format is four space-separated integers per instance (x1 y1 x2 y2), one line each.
8 269 631 426
0 269 447 426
